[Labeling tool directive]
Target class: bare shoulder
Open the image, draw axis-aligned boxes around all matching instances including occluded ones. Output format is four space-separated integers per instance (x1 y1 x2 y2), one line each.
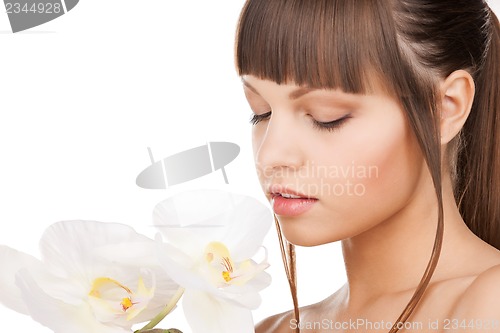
255 309 295 333
255 299 326 333
450 264 500 324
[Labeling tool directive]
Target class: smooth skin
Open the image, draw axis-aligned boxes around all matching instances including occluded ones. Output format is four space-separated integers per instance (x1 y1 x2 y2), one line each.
242 72 500 333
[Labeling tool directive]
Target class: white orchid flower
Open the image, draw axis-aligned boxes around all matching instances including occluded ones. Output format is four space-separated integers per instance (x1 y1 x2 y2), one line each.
0 220 180 333
153 189 273 333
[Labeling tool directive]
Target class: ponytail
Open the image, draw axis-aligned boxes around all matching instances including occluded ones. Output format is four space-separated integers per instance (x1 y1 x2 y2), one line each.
456 7 500 250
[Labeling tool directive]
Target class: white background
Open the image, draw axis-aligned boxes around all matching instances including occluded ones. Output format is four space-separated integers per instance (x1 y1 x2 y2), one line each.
0 1 499 332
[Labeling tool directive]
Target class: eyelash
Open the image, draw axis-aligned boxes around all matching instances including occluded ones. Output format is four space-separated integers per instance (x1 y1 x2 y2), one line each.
249 112 351 132
312 114 352 132
249 111 271 125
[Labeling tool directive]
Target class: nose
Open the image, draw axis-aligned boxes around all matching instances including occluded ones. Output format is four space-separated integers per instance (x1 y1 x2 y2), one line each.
253 112 304 175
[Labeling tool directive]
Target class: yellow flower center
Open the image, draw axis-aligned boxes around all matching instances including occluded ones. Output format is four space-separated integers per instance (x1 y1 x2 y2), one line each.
221 255 234 281
203 241 269 289
222 270 232 282
204 242 237 284
89 277 134 313
121 297 134 311
88 276 154 321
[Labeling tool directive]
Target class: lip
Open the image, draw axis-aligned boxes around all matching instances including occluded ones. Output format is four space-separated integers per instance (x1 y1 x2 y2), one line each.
267 184 316 199
268 184 318 217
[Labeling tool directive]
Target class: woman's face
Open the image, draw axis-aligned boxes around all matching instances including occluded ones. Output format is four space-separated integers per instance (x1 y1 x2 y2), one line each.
242 75 426 246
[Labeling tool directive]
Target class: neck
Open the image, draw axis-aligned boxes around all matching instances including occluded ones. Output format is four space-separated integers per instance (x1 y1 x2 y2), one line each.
340 173 476 310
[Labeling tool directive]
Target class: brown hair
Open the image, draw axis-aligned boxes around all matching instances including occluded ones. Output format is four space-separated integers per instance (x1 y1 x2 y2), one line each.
235 0 500 332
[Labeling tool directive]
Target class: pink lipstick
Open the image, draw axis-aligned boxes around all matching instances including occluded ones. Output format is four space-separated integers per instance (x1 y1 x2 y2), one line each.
269 186 318 217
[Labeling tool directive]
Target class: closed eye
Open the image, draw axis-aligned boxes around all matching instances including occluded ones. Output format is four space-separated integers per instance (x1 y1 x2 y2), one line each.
312 114 352 132
249 111 272 125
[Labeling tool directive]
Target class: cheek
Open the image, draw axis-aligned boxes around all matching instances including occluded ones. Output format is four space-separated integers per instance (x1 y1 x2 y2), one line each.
353 113 415 176
283 111 424 246
321 112 423 233
352 121 422 203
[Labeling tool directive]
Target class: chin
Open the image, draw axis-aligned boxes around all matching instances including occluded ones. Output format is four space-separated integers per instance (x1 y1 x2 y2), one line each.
281 226 341 247
289 235 340 247
289 238 329 247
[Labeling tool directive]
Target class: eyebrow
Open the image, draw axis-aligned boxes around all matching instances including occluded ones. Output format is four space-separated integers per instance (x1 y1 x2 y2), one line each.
242 79 316 100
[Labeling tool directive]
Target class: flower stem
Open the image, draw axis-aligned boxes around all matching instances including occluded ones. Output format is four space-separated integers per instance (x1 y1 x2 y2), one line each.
136 287 185 332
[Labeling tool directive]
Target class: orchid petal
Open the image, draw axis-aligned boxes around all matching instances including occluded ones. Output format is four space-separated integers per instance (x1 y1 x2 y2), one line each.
94 241 160 267
218 198 272 261
183 289 255 333
0 245 41 315
90 239 181 322
16 269 129 333
156 242 207 291
39 220 152 280
153 190 272 259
